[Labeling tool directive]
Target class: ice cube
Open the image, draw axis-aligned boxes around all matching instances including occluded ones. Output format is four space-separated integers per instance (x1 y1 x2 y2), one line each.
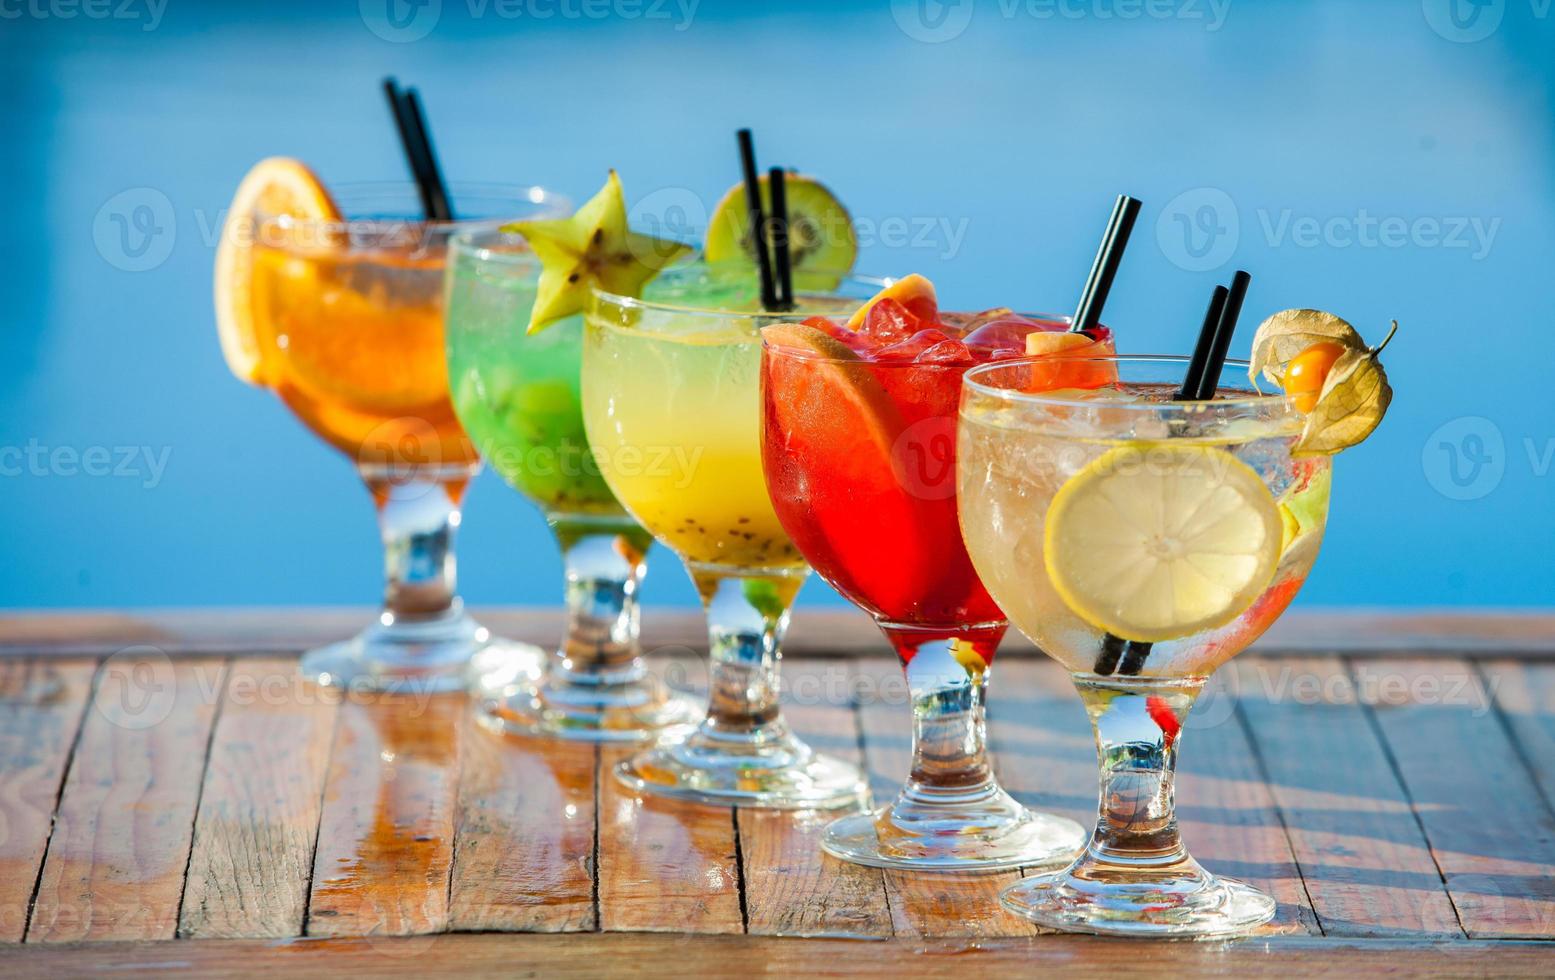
877 327 951 361
858 298 924 346
917 338 974 364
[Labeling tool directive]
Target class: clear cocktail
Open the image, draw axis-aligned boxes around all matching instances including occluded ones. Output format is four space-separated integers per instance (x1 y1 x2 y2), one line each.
958 354 1331 936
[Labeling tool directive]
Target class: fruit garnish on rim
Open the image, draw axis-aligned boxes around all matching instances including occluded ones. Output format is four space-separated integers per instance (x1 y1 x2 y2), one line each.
844 273 937 329
505 170 691 334
706 170 858 286
214 157 342 385
1248 309 1398 456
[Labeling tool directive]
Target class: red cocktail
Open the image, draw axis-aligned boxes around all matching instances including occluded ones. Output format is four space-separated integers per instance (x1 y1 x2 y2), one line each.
760 274 1106 871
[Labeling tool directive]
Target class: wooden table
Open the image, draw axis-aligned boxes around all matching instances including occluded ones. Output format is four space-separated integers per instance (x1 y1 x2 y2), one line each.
3 609 1554 977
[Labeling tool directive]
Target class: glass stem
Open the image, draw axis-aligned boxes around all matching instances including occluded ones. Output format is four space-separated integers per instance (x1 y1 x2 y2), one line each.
1073 673 1203 870
549 520 649 686
883 626 1007 807
367 471 474 623
687 564 807 745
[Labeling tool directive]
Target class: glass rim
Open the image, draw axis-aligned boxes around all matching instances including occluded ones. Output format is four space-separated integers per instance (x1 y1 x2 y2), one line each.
591 260 889 318
962 354 1299 410
263 181 571 234
761 315 1088 370
448 224 541 263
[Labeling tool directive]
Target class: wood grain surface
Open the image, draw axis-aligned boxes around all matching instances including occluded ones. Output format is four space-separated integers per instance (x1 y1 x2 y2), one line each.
2 611 1553 973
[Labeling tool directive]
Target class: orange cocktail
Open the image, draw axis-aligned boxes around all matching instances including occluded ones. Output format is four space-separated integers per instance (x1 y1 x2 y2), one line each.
215 159 567 691
248 241 476 471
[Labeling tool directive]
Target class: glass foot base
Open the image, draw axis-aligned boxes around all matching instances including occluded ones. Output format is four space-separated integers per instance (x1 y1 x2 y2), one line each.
300 610 537 695
614 731 868 810
470 647 702 743
821 790 1085 872
1000 855 1277 939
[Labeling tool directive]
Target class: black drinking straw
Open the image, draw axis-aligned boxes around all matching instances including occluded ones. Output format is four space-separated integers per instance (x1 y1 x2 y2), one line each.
383 78 453 222
768 167 794 311
1175 286 1230 401
736 130 779 311
1071 194 1143 676
1113 271 1253 677
1070 195 1142 335
403 88 453 221
1196 270 1251 400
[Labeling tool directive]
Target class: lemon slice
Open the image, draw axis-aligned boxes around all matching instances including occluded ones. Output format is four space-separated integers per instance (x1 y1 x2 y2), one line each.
214 158 341 384
1044 444 1282 643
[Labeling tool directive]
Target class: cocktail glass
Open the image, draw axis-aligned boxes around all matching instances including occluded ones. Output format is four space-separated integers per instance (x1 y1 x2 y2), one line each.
236 184 566 692
582 263 869 808
958 354 1330 937
446 228 701 740
760 318 1099 870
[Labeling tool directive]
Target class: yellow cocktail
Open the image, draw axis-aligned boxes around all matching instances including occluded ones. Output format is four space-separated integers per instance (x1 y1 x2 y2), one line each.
581 264 867 808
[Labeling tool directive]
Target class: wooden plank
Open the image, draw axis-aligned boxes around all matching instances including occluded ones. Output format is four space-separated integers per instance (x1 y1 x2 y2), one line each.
1232 656 1462 937
595 650 742 934
1175 667 1317 934
26 655 226 942
854 656 1037 939
987 657 1100 830
737 658 891 939
1356 657 1555 939
178 658 338 939
1481 659 1555 817
7 608 1555 657
7 932 1555 978
0 659 97 942
448 713 596 932
306 693 463 937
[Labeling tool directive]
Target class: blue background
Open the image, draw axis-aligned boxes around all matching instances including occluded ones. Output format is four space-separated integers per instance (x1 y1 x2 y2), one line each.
2 0 1549 611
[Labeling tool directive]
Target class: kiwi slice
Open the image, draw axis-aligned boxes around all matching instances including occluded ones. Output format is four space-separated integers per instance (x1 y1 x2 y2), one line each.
705 174 858 289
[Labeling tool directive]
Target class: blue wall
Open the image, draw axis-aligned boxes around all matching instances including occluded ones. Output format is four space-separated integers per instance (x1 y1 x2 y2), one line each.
2 0 1550 610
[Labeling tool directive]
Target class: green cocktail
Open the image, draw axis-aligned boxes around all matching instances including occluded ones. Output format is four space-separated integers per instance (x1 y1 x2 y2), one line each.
445 228 698 741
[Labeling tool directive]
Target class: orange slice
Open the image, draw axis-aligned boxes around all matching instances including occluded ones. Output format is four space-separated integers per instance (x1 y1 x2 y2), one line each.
845 273 938 331
214 158 340 385
1025 330 1118 391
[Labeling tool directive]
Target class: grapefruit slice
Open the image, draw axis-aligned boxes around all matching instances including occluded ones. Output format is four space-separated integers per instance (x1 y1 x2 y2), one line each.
761 322 902 457
214 158 340 385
